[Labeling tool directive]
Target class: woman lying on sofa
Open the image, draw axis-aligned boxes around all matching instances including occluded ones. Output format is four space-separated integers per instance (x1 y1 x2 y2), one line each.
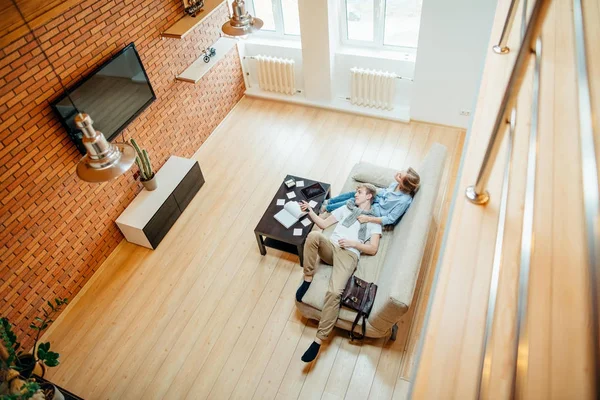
322 167 421 226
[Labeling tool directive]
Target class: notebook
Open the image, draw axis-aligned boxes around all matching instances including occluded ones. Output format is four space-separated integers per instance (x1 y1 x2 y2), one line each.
274 201 307 229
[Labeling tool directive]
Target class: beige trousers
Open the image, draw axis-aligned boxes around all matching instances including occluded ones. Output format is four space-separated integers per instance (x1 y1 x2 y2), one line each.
303 231 359 341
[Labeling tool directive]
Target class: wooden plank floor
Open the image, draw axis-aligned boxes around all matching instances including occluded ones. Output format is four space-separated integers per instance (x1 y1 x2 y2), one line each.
41 97 465 400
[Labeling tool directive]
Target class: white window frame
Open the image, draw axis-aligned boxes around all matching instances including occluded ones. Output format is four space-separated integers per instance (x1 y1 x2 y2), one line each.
246 0 301 40
340 0 417 51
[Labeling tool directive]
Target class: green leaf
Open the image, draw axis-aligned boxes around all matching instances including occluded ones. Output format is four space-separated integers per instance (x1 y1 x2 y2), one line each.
34 317 43 322
44 358 60 367
38 342 50 352
29 323 36 329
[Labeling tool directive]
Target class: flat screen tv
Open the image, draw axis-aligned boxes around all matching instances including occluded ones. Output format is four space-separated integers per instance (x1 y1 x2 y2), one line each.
52 43 156 154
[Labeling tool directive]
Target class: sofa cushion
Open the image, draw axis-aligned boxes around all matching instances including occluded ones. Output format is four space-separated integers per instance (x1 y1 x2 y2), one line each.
351 162 395 188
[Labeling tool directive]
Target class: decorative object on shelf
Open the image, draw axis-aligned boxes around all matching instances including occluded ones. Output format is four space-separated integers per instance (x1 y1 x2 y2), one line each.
176 37 236 84
222 0 263 37
10 0 136 184
202 47 216 63
130 139 157 191
1 298 68 399
183 0 204 17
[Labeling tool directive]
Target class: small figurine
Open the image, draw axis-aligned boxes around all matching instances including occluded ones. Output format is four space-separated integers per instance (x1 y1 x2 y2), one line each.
184 0 204 17
202 47 217 63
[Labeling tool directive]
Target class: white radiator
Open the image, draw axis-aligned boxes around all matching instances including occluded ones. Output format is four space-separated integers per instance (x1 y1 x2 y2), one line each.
350 67 397 110
255 55 296 95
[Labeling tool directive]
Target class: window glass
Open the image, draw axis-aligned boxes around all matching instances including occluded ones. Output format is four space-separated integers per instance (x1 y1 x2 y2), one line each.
384 0 423 47
281 0 300 35
346 0 374 42
252 0 276 31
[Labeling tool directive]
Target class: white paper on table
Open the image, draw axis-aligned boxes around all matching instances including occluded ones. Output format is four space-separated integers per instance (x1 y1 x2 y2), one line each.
296 180 305 187
286 192 296 199
301 218 311 227
308 200 318 208
276 199 285 206
293 228 303 236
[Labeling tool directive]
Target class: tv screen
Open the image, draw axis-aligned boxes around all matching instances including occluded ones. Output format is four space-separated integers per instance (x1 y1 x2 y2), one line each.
52 43 156 154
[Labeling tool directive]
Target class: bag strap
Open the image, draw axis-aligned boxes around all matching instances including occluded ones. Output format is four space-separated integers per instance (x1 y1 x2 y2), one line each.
349 312 367 341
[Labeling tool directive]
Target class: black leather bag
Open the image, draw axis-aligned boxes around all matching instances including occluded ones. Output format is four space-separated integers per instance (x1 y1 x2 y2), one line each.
341 275 377 340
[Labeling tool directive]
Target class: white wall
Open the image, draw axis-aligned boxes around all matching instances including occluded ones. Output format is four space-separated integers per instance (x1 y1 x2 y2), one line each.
240 0 497 127
298 0 334 102
411 0 497 128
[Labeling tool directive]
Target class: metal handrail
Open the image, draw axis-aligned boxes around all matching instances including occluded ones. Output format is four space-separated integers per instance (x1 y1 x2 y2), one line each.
476 109 516 400
512 37 542 399
572 0 600 388
466 0 551 205
493 0 521 54
520 0 528 41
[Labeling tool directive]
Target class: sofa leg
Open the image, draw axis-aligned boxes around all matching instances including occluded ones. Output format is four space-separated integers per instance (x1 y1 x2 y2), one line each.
390 324 398 341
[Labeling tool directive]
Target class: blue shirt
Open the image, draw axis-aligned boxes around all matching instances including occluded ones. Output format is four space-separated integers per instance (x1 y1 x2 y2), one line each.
371 183 413 225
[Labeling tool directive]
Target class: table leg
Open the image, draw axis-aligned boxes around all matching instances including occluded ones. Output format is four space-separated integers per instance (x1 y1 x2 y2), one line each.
255 233 266 256
297 243 304 267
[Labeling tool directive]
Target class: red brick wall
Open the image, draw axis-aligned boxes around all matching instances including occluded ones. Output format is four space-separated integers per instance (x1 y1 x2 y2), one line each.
0 0 245 349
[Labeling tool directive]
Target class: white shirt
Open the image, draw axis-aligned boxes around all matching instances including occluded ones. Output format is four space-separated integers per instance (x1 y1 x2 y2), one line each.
329 206 382 258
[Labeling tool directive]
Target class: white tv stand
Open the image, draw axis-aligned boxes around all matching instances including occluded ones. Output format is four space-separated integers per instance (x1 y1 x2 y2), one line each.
116 156 204 249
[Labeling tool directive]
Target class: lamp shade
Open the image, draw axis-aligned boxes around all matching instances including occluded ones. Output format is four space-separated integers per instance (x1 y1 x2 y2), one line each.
75 113 136 183
222 0 263 36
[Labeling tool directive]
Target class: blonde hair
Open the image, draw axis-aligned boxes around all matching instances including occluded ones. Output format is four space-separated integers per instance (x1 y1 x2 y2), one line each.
403 167 421 196
357 183 378 204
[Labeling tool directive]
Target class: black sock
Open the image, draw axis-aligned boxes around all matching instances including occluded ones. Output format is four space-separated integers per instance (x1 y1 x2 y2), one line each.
301 341 321 363
295 280 312 302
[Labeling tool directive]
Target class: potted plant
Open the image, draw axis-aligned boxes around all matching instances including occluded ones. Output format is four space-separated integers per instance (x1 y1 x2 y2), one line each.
0 298 68 400
130 138 157 191
12 298 67 380
1 322 42 400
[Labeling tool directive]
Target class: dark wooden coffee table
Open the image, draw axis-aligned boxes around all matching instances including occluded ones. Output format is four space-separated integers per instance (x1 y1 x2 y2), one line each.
254 175 330 265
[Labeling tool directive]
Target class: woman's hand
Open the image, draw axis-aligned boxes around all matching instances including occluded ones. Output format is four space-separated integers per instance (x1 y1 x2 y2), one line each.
357 215 372 223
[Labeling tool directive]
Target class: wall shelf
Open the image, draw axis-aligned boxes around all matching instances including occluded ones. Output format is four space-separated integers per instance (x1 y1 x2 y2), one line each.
161 0 225 39
176 37 237 83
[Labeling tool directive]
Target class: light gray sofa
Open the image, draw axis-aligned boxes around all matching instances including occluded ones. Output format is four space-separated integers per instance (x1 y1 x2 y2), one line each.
295 143 447 339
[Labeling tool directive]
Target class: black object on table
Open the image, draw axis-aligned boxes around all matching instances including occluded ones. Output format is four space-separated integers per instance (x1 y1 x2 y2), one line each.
33 375 84 400
254 175 330 266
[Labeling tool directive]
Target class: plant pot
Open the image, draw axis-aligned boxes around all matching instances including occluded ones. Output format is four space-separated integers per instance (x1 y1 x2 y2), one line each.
40 382 65 400
142 174 157 191
15 354 45 379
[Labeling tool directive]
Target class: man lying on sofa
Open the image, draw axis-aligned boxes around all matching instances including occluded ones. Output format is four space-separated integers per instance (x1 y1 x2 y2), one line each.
296 184 382 363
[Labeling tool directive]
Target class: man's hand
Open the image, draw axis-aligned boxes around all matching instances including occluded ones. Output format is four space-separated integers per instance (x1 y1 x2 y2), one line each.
299 200 312 213
338 239 358 249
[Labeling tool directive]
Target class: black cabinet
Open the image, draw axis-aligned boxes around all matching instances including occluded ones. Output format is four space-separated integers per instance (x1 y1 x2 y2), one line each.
144 194 182 249
173 162 205 212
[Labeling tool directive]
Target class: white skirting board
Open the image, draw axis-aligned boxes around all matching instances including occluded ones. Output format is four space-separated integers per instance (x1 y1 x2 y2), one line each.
244 87 410 123
176 37 237 83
